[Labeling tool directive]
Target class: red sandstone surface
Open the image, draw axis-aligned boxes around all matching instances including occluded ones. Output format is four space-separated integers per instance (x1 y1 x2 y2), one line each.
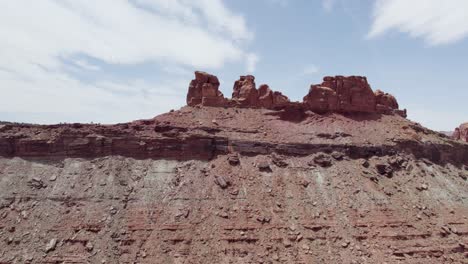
0 73 467 263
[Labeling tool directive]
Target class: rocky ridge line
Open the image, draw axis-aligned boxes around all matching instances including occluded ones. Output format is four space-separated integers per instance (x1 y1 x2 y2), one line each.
0 113 467 166
187 71 407 117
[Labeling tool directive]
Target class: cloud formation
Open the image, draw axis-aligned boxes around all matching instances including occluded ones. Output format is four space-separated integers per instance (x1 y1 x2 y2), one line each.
0 0 255 124
302 65 319 75
246 53 259 73
368 0 468 45
322 0 335 12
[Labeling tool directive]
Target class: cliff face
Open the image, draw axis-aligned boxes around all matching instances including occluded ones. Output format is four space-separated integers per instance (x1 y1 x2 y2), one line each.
0 73 467 263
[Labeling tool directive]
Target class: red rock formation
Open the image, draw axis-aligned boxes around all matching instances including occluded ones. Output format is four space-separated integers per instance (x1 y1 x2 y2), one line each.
187 72 406 117
187 71 226 107
375 89 407 117
303 85 339 113
257 84 289 109
232 75 259 107
231 76 291 109
257 84 272 108
303 76 406 116
375 89 398 109
183 73 289 109
453 123 468 142
324 76 376 113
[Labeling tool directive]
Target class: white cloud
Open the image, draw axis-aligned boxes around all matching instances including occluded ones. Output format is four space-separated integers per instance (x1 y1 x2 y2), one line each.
368 0 468 45
302 65 319 75
136 0 253 42
161 65 193 76
0 0 250 70
0 68 187 124
0 0 255 124
74 59 101 71
322 0 335 12
246 53 259 73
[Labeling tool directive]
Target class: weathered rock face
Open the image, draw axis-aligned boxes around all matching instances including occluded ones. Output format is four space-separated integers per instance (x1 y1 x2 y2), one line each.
188 72 406 117
232 75 259 107
303 85 339 113
304 76 376 113
453 123 468 142
257 84 290 109
375 89 398 110
186 71 226 107
231 76 290 109
257 84 273 108
303 76 406 117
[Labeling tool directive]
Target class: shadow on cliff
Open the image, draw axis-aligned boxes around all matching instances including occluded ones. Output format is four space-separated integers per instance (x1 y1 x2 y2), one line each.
264 108 308 123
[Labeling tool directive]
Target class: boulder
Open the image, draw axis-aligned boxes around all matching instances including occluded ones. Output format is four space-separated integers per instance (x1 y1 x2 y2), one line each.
376 163 393 178
258 161 272 172
227 154 240 166
187 71 226 107
214 176 230 189
313 153 333 167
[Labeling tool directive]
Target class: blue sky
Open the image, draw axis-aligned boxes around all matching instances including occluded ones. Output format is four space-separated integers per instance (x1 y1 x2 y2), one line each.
0 0 467 131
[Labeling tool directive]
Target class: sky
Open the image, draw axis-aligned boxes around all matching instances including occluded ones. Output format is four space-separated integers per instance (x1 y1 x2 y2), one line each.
0 0 467 131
